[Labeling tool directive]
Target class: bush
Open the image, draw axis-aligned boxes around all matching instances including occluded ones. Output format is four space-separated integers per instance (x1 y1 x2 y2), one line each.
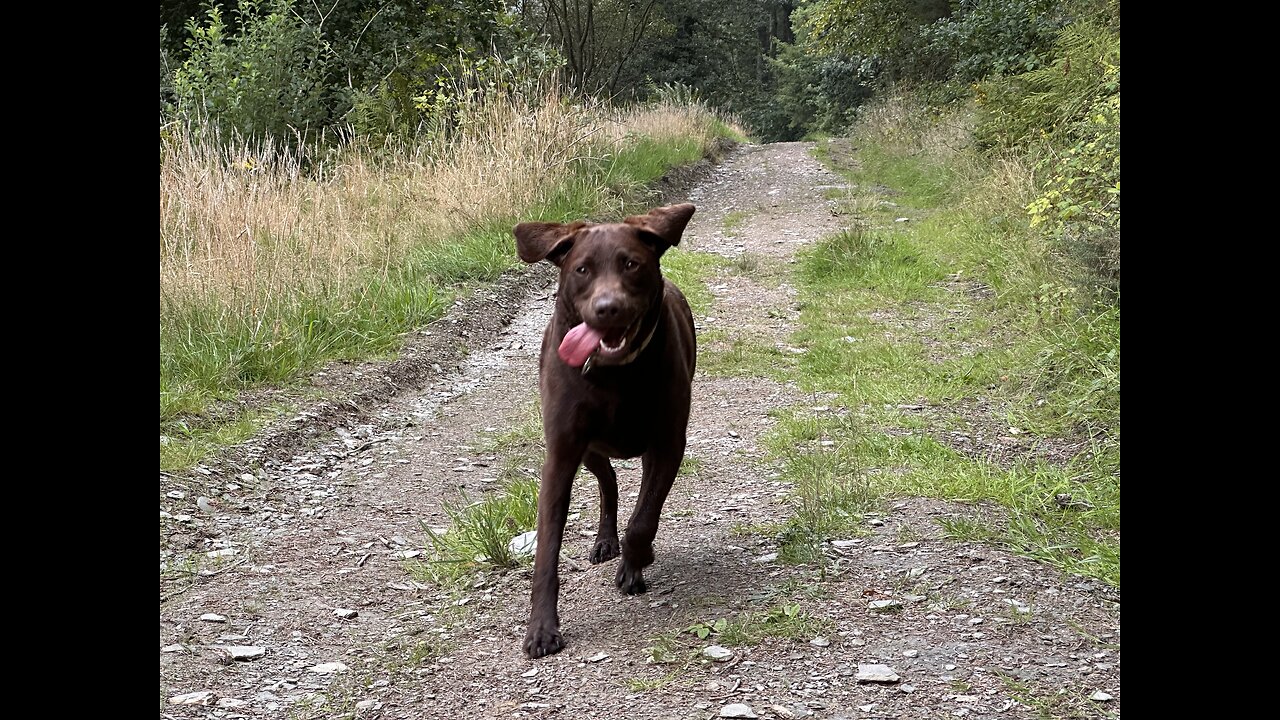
1027 91 1119 288
974 19 1119 290
974 19 1119 148
171 0 337 140
920 0 1063 81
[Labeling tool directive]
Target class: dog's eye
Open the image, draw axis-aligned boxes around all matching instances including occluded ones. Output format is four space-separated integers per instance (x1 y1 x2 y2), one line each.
575 265 588 274
625 259 638 270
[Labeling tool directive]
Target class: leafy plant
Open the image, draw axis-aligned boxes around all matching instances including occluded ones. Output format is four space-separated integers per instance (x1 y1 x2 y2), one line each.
684 618 728 640
171 0 336 140
920 0 1063 80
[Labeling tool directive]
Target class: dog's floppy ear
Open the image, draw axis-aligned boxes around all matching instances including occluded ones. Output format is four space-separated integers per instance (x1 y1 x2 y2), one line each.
514 221 585 266
625 203 696 256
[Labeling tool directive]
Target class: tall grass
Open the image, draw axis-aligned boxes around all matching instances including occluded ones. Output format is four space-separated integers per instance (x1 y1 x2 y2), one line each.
782 96 1120 586
160 79 741 453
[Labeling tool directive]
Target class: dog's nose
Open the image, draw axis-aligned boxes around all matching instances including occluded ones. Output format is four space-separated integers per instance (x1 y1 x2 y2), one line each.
593 295 621 320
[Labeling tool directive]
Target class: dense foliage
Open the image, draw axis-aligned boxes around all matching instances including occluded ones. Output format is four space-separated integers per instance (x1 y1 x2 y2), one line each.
160 0 1119 284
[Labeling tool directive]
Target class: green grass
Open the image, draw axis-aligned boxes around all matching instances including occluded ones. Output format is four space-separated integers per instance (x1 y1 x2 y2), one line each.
625 673 677 692
710 119 751 144
698 332 796 379
678 455 703 478
722 209 752 232
411 406 545 585
750 131 1119 588
160 128 732 471
718 602 829 646
644 600 829 671
1001 676 1118 719
759 412 878 564
159 409 266 471
675 602 829 649
662 248 724 317
411 476 540 585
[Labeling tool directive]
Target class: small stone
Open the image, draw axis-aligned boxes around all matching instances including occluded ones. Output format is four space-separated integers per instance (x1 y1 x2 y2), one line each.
586 652 610 663
969 617 983 625
355 699 379 711
895 217 910 222
900 684 916 693
771 706 795 719
169 691 214 705
903 649 918 658
753 552 778 563
855 664 901 683
859 704 875 712
720 703 758 718
196 496 215 513
309 662 349 674
213 645 265 661
704 645 733 661
1090 691 1113 702
334 608 358 619
397 549 422 559
831 539 860 548
238 473 255 482
809 637 830 648
206 548 236 558
166 491 185 500
945 664 957 671
869 599 901 612
199 613 227 623
868 518 884 526
728 430 740 438
216 698 247 708
904 594 927 602
161 644 186 653
522 668 538 678
508 530 538 556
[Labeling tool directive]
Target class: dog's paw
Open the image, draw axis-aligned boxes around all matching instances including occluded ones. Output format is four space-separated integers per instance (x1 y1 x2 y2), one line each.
615 562 648 595
589 535 621 564
523 622 565 659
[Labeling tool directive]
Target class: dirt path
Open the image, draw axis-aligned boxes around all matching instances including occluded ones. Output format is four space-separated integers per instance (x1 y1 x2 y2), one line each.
160 143 1119 719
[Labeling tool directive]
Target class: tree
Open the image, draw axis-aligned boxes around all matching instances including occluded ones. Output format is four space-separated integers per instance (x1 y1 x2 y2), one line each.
521 1 664 95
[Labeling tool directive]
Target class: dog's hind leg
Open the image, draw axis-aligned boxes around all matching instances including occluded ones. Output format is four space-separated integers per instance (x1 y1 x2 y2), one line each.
583 452 621 564
615 443 684 595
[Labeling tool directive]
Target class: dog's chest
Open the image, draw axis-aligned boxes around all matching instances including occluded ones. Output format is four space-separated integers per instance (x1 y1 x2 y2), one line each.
570 379 664 458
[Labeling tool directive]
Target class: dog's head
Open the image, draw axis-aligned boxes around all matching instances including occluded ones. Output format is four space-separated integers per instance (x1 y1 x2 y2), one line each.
514 203 696 367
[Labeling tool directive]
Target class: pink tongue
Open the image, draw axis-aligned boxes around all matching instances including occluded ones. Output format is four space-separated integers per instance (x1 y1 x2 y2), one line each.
558 323 603 367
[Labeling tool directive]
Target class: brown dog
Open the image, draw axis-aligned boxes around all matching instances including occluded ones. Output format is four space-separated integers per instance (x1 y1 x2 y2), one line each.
514 203 697 658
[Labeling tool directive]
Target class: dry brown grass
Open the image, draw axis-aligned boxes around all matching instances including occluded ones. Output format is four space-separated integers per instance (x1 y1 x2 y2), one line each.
159 87 730 308
159 83 738 438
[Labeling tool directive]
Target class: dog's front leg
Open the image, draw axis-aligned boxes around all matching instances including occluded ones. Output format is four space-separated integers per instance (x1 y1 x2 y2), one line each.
524 440 582 658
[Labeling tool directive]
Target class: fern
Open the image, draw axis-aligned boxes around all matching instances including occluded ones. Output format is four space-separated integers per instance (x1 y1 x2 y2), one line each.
976 20 1120 147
